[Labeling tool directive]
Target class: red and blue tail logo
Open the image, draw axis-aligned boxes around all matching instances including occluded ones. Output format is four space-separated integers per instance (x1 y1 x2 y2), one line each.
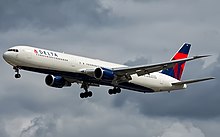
162 43 191 80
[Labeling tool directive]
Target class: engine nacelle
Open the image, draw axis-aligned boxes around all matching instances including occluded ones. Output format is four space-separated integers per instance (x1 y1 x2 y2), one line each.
80 68 96 77
45 75 71 88
94 68 115 81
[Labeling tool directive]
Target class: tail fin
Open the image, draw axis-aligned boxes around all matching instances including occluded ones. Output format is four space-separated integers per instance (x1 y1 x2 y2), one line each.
162 43 191 80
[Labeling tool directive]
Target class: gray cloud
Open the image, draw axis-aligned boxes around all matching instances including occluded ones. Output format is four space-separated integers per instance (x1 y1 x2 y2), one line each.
124 57 150 66
20 116 57 137
0 120 9 137
0 0 112 31
157 122 205 137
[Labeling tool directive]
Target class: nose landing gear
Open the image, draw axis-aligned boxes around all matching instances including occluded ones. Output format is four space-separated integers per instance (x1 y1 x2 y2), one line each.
13 67 21 79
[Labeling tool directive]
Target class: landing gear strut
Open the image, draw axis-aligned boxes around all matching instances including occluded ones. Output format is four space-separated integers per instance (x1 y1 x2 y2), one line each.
13 67 21 79
80 82 93 98
108 87 121 95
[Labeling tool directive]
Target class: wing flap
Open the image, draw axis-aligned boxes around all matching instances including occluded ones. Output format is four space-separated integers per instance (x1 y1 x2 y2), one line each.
172 77 215 85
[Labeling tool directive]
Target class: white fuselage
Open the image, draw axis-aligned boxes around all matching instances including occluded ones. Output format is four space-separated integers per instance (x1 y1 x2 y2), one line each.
3 46 186 93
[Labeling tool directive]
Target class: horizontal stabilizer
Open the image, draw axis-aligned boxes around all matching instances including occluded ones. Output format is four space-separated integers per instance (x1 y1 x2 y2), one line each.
172 77 215 85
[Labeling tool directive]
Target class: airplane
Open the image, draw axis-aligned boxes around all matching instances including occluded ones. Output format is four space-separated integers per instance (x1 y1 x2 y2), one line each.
3 43 214 98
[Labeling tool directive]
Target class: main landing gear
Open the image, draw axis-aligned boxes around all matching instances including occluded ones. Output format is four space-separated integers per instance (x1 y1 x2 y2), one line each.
108 87 121 95
79 82 122 98
13 67 21 79
80 82 93 99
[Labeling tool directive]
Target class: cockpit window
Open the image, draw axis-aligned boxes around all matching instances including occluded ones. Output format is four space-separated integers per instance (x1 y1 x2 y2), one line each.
8 49 19 52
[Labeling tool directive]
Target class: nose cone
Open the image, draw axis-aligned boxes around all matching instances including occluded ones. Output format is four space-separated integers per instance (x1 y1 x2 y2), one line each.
3 51 13 63
3 52 9 61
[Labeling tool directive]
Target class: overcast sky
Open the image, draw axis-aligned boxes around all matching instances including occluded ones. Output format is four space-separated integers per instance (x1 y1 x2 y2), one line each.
0 0 220 137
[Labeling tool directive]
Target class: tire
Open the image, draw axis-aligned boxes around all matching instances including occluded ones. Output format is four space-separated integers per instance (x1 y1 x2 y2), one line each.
88 91 93 97
108 89 113 95
15 74 21 79
80 93 85 98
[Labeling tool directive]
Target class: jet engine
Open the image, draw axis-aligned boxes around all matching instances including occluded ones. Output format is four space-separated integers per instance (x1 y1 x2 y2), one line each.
45 75 71 88
94 68 115 81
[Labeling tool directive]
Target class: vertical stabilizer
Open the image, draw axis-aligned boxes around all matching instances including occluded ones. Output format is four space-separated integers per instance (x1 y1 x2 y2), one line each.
162 43 191 80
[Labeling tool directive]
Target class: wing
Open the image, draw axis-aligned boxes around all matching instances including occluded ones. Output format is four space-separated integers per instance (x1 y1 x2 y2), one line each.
113 55 210 77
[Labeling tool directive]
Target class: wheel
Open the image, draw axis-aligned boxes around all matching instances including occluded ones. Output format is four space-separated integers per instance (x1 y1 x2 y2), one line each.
108 89 113 95
112 88 117 94
88 91 93 97
80 93 85 98
116 88 121 93
15 74 21 79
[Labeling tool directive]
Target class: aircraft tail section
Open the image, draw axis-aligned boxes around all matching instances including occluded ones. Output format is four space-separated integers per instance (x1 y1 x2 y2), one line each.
162 43 191 80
